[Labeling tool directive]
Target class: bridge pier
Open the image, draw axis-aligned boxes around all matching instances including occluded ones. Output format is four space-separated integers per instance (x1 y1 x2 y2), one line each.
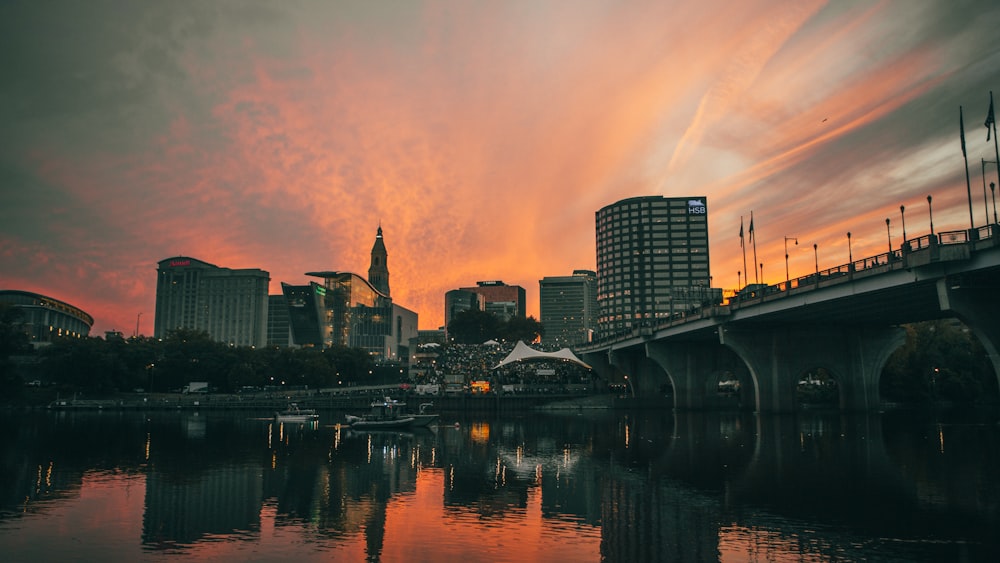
645 341 743 410
937 278 1000 391
719 325 906 412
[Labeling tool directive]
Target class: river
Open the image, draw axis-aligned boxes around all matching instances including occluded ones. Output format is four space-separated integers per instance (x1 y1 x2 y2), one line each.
0 407 997 562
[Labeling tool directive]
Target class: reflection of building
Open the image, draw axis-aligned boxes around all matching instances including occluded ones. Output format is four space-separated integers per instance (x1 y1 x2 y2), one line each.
458 281 526 321
281 228 418 362
539 270 598 347
154 257 270 347
0 289 93 346
143 465 263 545
595 196 711 336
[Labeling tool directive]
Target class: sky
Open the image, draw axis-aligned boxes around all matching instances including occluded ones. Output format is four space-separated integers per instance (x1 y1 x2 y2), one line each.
2 0 999 336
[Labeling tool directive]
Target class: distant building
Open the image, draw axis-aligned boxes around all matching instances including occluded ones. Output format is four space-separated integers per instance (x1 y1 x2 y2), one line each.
444 289 483 329
539 270 597 347
266 294 292 348
153 257 269 347
0 289 93 347
596 196 712 336
458 281 526 321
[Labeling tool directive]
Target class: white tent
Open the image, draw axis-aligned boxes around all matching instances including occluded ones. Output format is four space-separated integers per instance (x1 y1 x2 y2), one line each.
493 340 592 370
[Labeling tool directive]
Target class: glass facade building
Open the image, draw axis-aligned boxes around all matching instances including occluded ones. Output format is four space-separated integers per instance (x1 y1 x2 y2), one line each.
595 196 712 337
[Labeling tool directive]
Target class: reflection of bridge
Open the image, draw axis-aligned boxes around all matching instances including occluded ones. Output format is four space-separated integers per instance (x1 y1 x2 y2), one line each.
577 226 1000 412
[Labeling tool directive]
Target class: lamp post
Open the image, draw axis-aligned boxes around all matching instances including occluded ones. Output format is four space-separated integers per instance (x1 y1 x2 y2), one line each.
759 263 764 285
885 218 892 254
927 195 934 236
982 159 996 225
992 182 998 224
813 243 818 274
135 312 142 338
623 375 635 398
847 232 853 267
900 205 906 246
783 236 797 285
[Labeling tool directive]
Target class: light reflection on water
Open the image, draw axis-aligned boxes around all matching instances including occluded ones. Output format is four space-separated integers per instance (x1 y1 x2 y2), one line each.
0 409 997 561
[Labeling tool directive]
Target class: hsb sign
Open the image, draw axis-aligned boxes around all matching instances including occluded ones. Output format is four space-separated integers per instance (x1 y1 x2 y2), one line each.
687 200 706 214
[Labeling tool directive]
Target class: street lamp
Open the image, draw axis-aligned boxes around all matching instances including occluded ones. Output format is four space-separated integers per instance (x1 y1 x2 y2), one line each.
847 231 853 267
813 243 818 274
900 204 906 243
784 236 798 284
927 195 934 236
885 218 892 254
991 182 998 224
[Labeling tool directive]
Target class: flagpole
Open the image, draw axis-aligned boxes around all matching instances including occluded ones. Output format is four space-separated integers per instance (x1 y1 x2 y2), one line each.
961 106 975 230
750 211 758 284
740 216 747 290
990 91 1000 217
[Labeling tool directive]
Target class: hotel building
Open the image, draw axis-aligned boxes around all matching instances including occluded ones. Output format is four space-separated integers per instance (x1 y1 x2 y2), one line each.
595 196 714 336
154 257 270 347
457 281 526 321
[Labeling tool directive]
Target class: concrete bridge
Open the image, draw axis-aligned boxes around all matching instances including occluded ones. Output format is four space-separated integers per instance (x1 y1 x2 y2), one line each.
577 226 1000 412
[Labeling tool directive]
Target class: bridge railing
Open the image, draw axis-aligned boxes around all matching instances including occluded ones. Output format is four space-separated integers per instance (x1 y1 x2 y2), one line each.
581 224 998 350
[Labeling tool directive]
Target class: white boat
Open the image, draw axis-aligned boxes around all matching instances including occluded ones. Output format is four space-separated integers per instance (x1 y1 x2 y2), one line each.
275 403 319 423
346 398 415 429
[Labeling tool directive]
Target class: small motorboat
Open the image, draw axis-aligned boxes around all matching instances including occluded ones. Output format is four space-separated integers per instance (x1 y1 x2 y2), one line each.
346 398 415 429
275 403 319 423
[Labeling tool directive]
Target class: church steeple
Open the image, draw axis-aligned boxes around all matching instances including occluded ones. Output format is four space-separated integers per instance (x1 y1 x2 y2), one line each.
368 224 390 296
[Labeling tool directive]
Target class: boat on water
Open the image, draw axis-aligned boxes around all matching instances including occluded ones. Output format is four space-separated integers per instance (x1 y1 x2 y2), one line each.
345 397 416 429
408 401 440 428
275 403 319 423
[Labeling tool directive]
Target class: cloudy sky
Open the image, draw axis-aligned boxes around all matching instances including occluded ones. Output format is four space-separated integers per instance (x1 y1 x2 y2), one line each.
2 0 999 335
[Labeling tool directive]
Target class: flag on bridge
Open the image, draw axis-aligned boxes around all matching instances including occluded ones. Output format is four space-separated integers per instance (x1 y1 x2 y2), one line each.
960 106 967 157
987 94 995 141
749 212 755 243
739 216 744 248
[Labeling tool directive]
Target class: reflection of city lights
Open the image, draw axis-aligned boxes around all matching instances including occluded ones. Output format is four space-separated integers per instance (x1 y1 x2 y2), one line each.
431 446 437 466
535 464 542 485
563 446 571 467
470 422 491 443
45 462 52 489
271 451 276 470
625 422 631 448
516 445 523 466
938 424 945 454
145 432 151 461
367 435 372 464
449 465 455 491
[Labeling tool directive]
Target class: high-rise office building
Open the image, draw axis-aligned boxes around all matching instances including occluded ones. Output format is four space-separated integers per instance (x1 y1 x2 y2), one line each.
266 294 292 347
154 257 270 347
458 281 526 321
539 270 597 347
595 196 712 336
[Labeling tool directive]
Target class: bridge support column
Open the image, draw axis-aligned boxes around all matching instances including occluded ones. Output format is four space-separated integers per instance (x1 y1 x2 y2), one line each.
646 342 732 410
719 325 906 412
608 348 666 397
938 279 1000 391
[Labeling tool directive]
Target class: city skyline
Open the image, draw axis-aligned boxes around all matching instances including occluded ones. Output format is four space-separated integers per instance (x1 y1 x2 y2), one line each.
2 1 999 335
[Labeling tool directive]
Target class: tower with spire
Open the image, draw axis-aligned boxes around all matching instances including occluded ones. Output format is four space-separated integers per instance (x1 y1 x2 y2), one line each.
368 225 390 296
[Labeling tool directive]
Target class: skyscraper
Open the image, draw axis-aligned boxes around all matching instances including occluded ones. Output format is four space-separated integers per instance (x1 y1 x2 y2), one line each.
539 270 597 347
595 196 711 336
154 257 270 347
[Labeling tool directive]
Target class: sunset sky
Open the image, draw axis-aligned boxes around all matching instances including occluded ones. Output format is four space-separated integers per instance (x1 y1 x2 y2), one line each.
2 0 999 336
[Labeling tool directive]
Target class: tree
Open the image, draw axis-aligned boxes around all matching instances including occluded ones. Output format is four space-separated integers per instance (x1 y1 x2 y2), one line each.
447 309 502 344
500 316 544 344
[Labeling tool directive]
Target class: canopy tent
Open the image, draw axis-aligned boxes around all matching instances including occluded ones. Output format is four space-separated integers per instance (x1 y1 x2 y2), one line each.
493 340 593 370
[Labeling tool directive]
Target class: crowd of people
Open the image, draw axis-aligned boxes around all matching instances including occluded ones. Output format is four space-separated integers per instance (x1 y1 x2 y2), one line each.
410 341 596 393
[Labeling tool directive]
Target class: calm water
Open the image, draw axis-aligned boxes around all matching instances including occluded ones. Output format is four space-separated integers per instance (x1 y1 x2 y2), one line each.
0 407 997 562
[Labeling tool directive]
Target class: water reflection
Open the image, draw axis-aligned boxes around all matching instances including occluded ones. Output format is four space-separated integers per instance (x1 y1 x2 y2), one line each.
0 409 997 561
